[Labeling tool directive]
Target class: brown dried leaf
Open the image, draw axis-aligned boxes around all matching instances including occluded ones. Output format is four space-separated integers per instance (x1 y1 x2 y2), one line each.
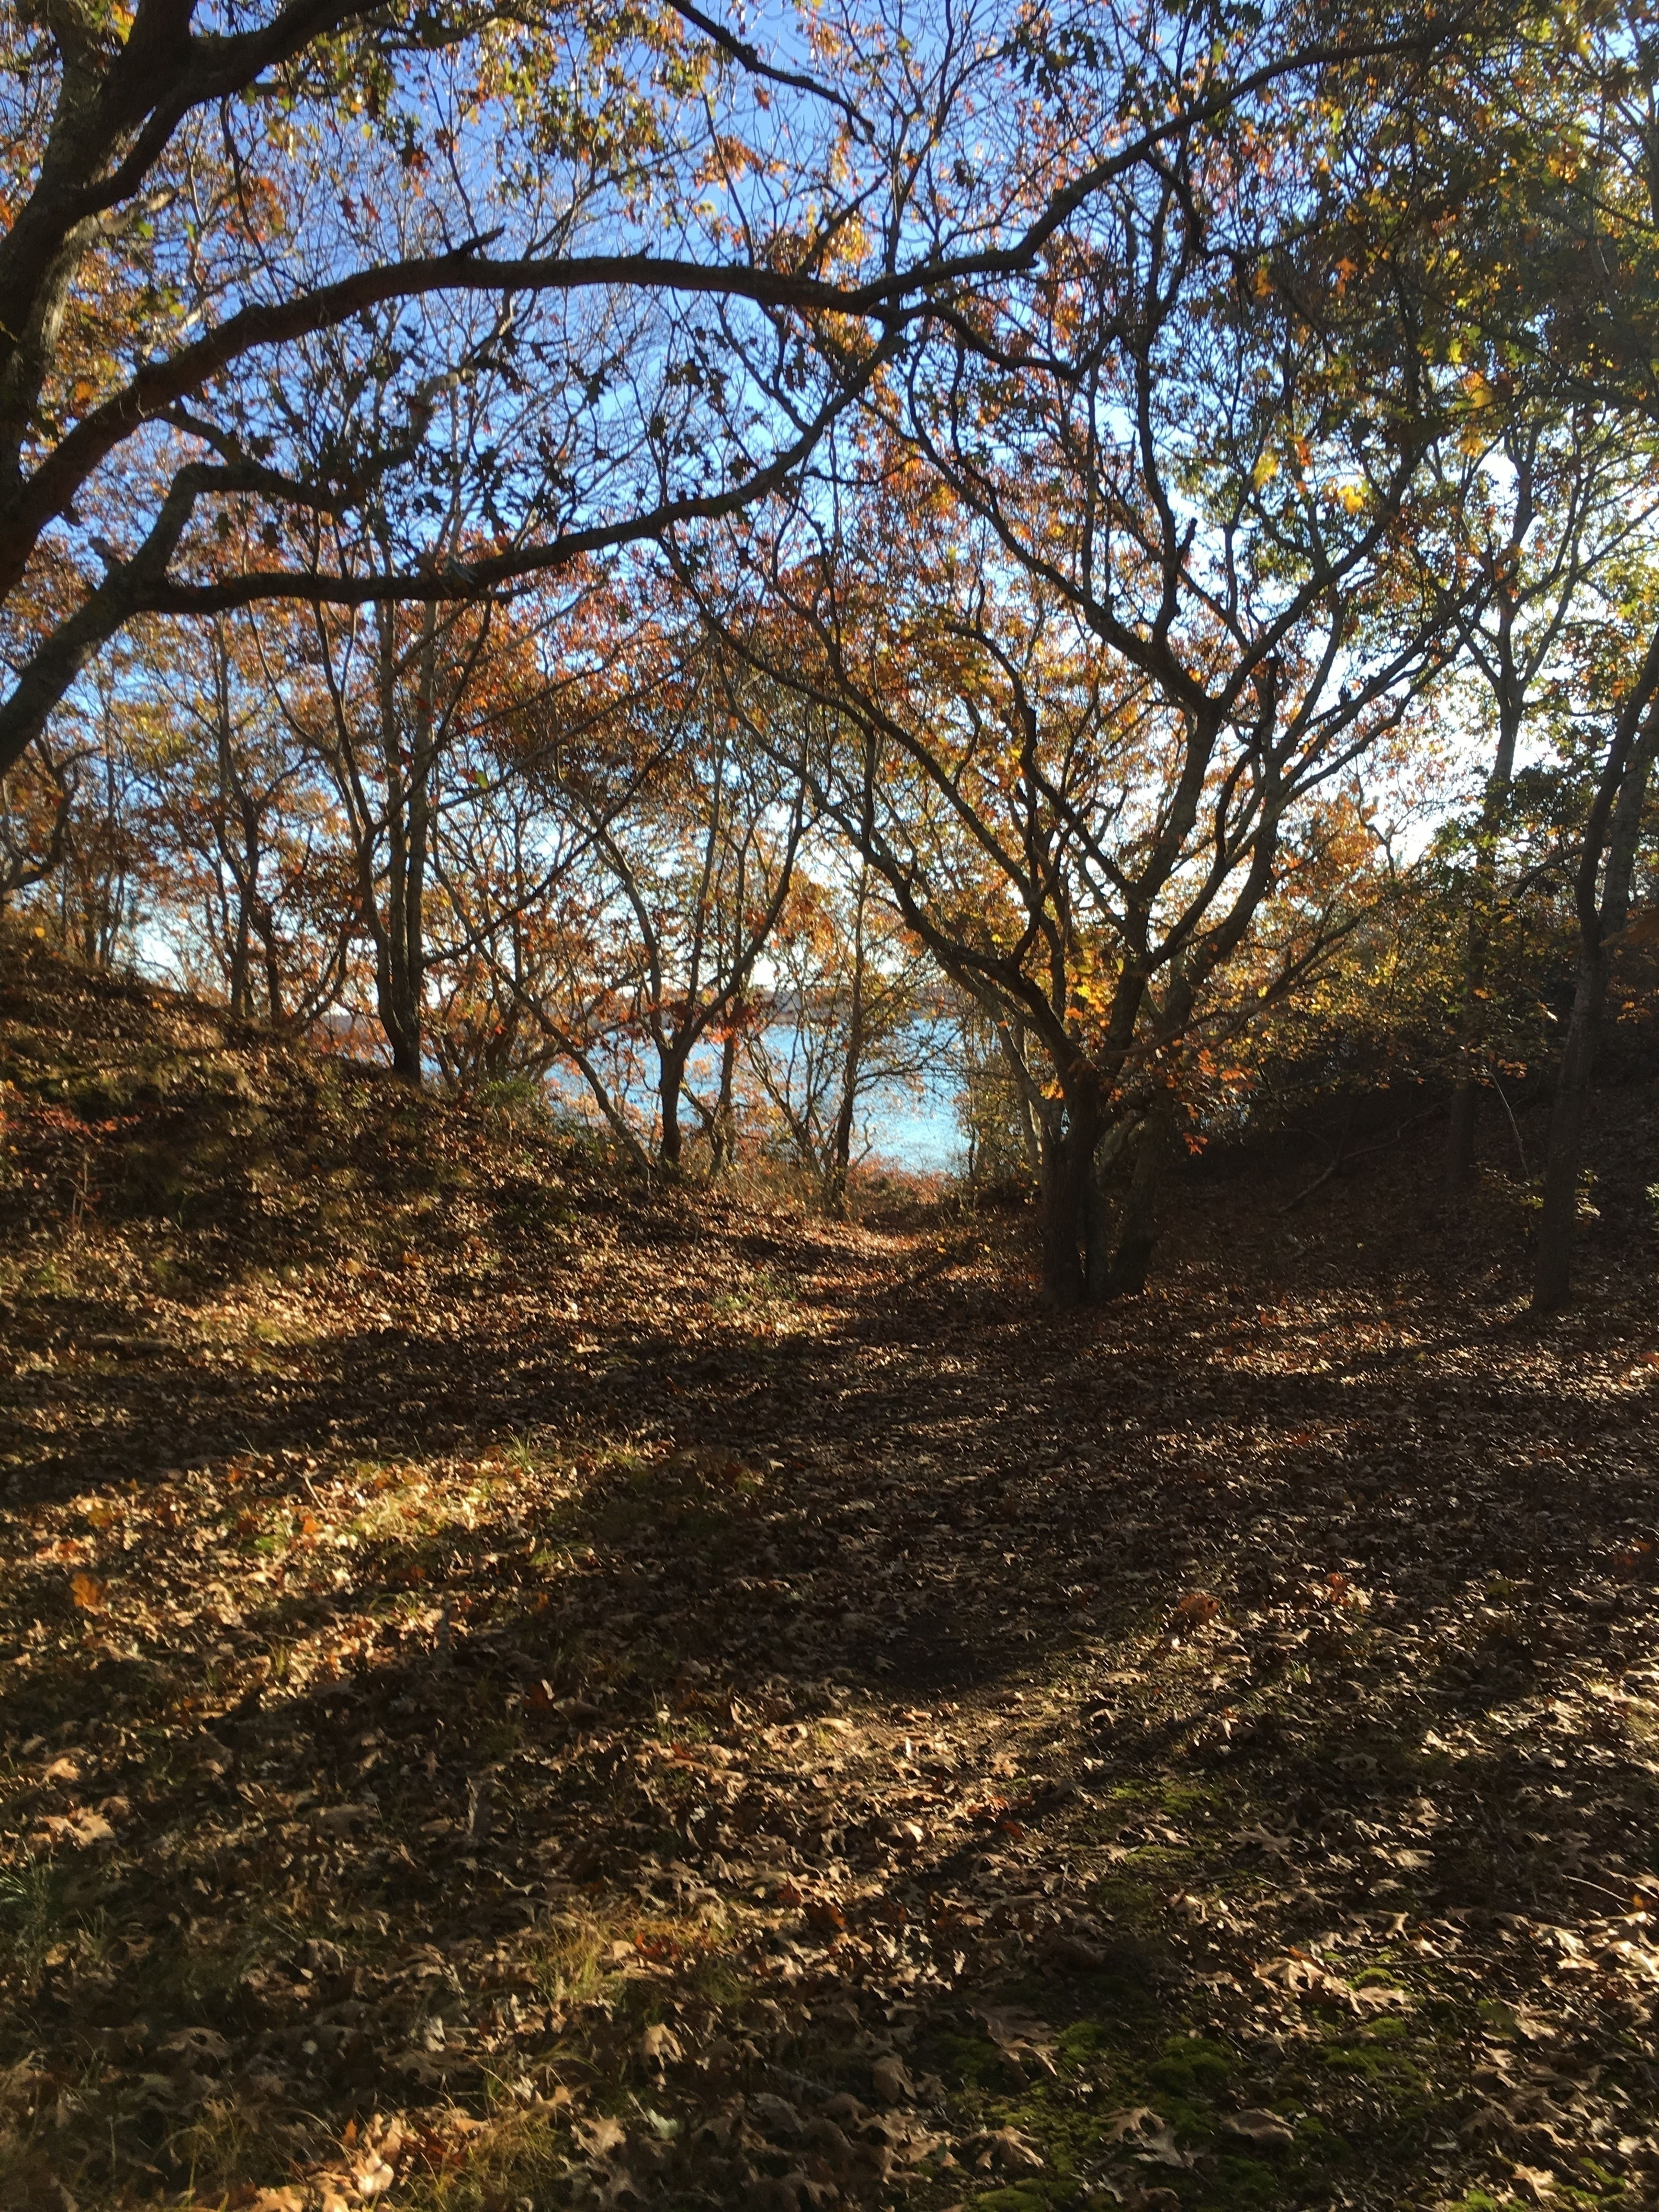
637 2022 683 2070
871 2053 914 2106
969 2124 1045 2172
1223 2108 1295 2148
1169 1590 1221 1633
575 2114 628 2159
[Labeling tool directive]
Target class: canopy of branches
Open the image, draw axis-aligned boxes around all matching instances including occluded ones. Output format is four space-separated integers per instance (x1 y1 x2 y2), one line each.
6 0 1659 1309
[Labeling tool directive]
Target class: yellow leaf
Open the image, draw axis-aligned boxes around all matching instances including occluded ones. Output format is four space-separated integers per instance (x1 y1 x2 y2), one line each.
70 1573 106 1611
1252 450 1280 488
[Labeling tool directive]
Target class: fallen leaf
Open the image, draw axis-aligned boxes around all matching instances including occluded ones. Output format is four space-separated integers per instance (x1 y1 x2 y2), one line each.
160 2027 231 2063
350 2150 395 2199
312 1802 378 1832
1102 2106 1165 2144
575 2115 627 2158
1169 1590 1220 1633
1223 2108 1294 2148
637 2022 683 2069
1038 1919 1110 1970
1101 2106 1191 2168
871 2053 914 2106
749 2091 802 2141
976 2004 1058 2080
969 2124 1044 2172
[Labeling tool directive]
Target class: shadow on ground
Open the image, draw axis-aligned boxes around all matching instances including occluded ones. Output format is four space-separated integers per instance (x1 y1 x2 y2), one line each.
3 939 1659 2211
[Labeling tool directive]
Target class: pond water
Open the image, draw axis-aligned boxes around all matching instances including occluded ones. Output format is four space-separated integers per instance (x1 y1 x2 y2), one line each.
548 1025 967 1175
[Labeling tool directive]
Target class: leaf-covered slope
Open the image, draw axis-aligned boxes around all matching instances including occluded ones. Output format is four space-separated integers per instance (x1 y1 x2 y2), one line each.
3 935 1659 2212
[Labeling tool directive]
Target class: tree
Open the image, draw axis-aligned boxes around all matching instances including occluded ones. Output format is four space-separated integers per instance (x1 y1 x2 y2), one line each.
0 734 81 911
1532 589 1659 1309
21 642 152 967
1402 2 1659 1303
416 576 675 1111
1425 407 1659 1194
1 0 1458 824
745 843 938 1213
573 650 806 1173
0 0 845 773
708 32 1474 1300
295 572 502 1082
137 613 352 1023
1506 24 1659 1312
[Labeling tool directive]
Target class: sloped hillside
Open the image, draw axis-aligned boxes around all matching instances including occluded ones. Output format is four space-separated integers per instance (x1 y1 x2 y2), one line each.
4 935 1659 2212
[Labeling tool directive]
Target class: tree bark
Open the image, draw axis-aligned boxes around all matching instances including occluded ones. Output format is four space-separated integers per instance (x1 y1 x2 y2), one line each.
1036 1095 1101 1307
824 864 870 1217
658 1050 686 1173
1103 1107 1169 1297
708 1027 741 1178
1082 1120 1134 1301
1532 950 1605 1312
1086 1100 1172 1300
1534 666 1659 1312
260 909 284 1025
1446 611 1522 1195
374 597 432 1084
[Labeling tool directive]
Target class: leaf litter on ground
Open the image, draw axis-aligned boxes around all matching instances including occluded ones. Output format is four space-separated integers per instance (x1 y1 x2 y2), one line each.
3 937 1659 2209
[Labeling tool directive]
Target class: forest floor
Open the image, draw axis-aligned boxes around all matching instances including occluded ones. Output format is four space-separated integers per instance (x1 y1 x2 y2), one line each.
4 937 1659 2212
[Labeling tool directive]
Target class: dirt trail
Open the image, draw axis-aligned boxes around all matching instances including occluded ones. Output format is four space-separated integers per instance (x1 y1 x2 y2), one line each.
3 939 1659 2212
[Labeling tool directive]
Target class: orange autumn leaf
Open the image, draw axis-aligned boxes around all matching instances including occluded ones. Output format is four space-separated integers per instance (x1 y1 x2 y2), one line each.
1170 1590 1221 1632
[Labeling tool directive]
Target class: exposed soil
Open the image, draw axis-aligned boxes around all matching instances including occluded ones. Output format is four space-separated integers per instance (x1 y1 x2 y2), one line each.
3 934 1659 2212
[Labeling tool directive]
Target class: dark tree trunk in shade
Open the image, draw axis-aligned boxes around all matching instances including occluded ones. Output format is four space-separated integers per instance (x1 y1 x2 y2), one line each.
1534 645 1659 1312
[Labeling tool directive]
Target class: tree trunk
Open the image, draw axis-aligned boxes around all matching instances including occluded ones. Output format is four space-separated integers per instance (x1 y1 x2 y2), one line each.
709 1024 741 1178
228 902 251 1020
369 597 438 1086
997 1019 1043 1180
1444 1078 1479 1188
1533 674 1659 1312
259 913 284 1027
1085 1100 1171 1300
1444 465 1537 1198
1082 1120 1134 1300
1103 1106 1169 1297
825 868 870 1218
823 1089 855 1218
1037 1097 1100 1307
210 627 254 1021
659 1052 685 1172
1446 671 1522 1195
1533 949 1605 1312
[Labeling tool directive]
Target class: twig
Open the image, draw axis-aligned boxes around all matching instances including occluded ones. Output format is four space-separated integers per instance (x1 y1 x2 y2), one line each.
1278 1096 1358 1213
1488 1068 1529 1176
1278 1103 1437 1214
1561 1870 1642 1912
765 2060 839 2101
